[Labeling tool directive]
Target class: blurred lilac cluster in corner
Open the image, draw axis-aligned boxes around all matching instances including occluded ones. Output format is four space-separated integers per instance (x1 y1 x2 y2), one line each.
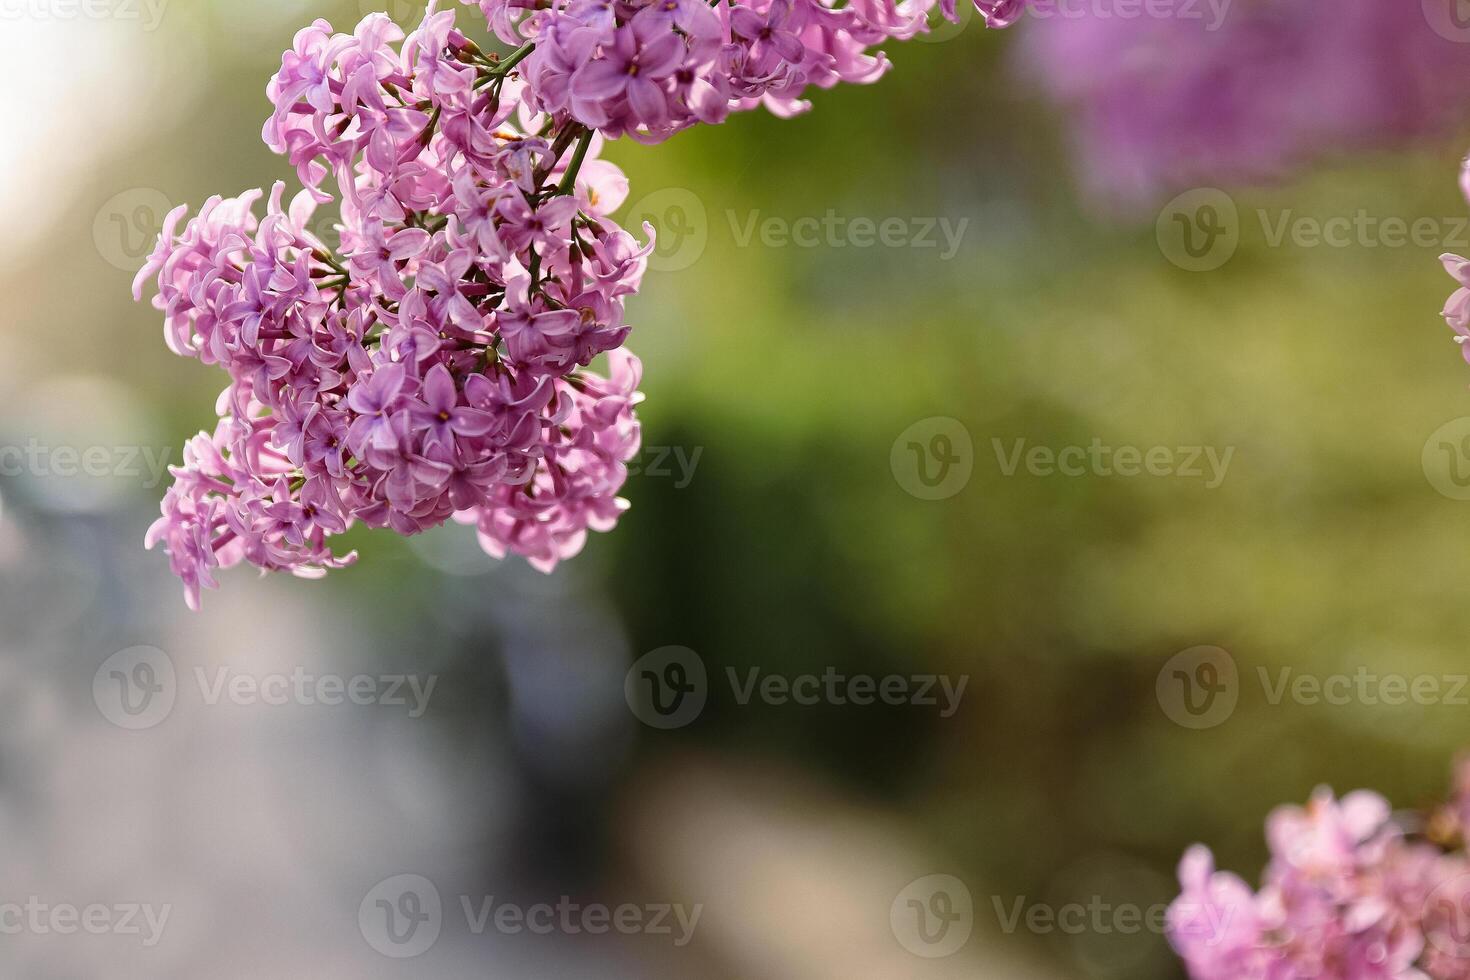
1015 0 1470 210
1168 764 1470 980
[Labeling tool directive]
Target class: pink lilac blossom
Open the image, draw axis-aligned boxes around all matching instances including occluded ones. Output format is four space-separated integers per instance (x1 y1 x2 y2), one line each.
1439 159 1470 366
1169 764 1470 980
472 0 1017 143
136 8 652 608
1441 252 1470 364
1015 0 1470 209
135 0 1013 607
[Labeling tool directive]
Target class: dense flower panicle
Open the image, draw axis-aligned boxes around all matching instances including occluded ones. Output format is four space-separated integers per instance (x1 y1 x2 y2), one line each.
465 0 1015 144
1017 0 1470 209
1169 765 1470 980
135 0 1013 606
137 5 656 608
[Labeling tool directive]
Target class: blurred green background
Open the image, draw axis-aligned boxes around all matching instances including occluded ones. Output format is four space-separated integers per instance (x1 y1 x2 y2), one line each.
6 1 1470 976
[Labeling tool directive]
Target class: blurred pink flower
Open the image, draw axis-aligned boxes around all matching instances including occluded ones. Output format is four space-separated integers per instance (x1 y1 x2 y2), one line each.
1170 771 1470 980
1017 0 1470 209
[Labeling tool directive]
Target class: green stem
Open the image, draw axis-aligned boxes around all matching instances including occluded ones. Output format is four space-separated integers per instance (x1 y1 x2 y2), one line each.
314 249 350 277
417 104 443 147
475 40 536 87
557 129 594 196
497 41 536 74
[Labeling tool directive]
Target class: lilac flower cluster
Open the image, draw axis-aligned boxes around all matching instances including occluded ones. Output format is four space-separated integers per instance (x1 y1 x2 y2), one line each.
474 0 1020 141
1169 766 1470 980
136 10 649 608
1016 0 1470 208
134 0 1014 607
